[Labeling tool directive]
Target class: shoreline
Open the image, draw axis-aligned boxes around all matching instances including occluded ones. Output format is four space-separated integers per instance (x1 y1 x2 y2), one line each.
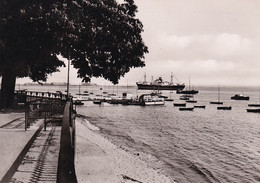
75 117 175 183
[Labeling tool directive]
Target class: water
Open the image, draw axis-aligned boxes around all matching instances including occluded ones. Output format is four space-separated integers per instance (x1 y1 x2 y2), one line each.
19 84 260 183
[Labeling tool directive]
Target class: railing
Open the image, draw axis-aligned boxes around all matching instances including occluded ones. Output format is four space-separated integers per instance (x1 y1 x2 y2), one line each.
15 90 68 100
57 101 77 183
24 98 66 130
15 90 67 130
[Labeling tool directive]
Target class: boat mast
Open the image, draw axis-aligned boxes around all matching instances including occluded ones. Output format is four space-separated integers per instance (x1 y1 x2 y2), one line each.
171 72 182 84
79 83 81 95
144 73 146 83
170 74 173 84
189 75 190 90
218 85 220 102
259 86 260 104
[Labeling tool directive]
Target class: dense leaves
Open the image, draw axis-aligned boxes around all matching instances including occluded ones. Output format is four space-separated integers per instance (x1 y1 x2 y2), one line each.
0 0 66 81
0 0 148 84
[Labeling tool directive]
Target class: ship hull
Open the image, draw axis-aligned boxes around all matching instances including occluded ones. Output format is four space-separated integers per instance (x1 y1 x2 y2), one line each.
136 83 185 90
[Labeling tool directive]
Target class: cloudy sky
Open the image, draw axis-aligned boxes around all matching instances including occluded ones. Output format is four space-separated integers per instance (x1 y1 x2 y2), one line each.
18 0 260 86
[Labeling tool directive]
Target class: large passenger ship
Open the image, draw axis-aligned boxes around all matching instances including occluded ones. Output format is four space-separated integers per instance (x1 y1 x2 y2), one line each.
136 74 185 90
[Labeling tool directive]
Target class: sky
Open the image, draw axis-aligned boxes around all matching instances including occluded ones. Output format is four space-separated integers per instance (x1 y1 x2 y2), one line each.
17 0 260 86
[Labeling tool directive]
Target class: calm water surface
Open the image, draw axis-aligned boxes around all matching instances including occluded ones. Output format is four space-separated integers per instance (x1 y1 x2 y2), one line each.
21 85 260 183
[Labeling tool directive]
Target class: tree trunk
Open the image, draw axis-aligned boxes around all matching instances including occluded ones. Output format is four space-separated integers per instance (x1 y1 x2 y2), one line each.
0 73 17 109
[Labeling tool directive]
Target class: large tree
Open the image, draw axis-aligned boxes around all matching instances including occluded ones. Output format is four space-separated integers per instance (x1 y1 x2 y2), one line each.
0 0 148 109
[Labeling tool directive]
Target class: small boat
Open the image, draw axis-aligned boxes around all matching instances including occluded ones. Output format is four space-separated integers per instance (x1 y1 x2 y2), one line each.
210 101 223 104
210 85 223 105
179 107 194 111
176 76 198 94
248 87 260 107
247 108 260 113
180 94 193 100
231 94 249 100
165 91 174 101
164 98 174 101
158 95 168 99
93 100 102 105
139 94 165 106
109 93 117 96
73 100 84 105
186 100 197 103
173 103 186 107
81 93 89 96
121 99 141 105
176 89 198 95
248 104 260 107
194 105 206 108
217 106 232 110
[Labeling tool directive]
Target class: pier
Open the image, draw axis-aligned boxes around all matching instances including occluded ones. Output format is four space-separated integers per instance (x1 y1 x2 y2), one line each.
0 91 77 183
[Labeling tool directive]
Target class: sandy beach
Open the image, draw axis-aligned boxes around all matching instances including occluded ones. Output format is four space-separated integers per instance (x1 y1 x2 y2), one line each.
75 117 175 183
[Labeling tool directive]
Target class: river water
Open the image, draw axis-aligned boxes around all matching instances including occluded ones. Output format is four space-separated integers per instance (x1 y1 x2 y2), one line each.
20 84 260 183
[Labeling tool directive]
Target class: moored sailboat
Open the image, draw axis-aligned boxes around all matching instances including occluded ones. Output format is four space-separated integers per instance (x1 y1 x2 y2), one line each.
179 107 194 111
217 106 232 110
247 108 260 113
248 87 260 107
210 85 223 104
176 76 198 94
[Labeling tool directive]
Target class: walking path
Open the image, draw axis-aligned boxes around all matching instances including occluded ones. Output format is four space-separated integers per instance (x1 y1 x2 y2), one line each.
0 113 42 181
11 126 61 183
0 113 61 183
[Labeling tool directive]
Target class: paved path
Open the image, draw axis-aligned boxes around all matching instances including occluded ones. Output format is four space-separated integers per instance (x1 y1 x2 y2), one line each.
10 126 61 183
0 113 62 183
0 116 43 182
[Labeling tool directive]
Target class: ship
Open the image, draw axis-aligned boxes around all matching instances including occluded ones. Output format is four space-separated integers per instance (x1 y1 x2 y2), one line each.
136 74 185 90
231 94 249 100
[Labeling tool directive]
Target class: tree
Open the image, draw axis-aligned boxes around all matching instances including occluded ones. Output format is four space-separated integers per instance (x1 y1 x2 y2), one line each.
0 0 148 109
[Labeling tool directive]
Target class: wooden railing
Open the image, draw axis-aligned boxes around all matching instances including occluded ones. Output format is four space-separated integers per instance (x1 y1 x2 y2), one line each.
57 101 77 183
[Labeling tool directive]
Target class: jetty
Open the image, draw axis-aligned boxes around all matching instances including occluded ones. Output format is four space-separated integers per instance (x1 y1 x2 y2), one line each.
0 90 77 183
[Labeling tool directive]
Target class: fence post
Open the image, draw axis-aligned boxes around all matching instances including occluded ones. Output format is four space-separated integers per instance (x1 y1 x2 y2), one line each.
44 108 47 131
25 102 28 131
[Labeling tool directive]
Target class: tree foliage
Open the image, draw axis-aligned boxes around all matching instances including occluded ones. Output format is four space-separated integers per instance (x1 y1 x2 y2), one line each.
0 0 148 84
0 0 66 81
